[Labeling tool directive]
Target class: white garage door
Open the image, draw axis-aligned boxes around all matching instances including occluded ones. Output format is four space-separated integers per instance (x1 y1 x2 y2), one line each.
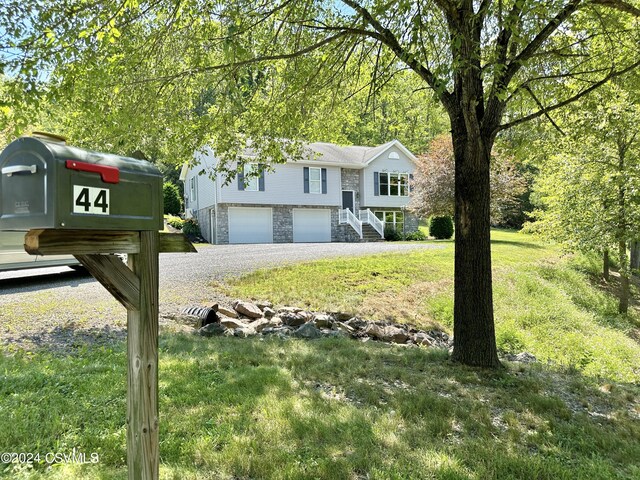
228 207 273 244
293 209 331 243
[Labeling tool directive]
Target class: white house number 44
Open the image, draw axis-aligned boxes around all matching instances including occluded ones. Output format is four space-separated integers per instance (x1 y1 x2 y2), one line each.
73 185 110 215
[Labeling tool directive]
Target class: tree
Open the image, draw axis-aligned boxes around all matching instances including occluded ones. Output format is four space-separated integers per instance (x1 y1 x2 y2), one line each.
163 182 182 216
410 134 527 225
530 79 640 313
3 0 640 366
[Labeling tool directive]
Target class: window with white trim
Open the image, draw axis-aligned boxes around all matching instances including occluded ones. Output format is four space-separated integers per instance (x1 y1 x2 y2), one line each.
378 173 409 196
243 163 259 191
374 211 404 231
309 167 322 194
189 177 197 202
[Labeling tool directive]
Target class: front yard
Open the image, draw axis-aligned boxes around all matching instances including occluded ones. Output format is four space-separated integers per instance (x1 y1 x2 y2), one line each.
1 230 639 479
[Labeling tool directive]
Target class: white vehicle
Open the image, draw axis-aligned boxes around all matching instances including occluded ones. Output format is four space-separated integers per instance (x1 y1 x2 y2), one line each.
0 231 82 272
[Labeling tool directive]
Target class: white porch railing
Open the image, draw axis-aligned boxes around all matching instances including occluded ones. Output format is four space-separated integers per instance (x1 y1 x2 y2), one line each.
339 208 362 239
359 209 385 238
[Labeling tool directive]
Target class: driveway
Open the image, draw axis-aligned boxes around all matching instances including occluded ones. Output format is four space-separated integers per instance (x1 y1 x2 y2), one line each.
0 242 440 351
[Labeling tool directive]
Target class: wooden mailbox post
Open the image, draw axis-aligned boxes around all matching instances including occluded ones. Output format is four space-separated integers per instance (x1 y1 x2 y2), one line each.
24 229 195 479
0 134 196 479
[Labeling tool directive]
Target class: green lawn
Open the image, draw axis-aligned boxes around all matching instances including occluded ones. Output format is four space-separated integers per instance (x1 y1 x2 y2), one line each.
1 230 639 479
224 230 640 382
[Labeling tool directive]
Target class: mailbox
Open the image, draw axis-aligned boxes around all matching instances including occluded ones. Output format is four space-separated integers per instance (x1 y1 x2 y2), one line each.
0 134 163 231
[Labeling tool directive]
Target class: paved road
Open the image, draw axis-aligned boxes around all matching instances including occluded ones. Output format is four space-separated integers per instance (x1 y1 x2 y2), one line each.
0 242 440 351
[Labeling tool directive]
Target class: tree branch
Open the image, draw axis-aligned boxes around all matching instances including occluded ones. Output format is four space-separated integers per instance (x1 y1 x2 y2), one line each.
339 0 455 112
497 58 640 132
591 0 640 16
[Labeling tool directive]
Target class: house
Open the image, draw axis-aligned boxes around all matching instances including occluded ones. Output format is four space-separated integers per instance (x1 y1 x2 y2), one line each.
180 139 419 244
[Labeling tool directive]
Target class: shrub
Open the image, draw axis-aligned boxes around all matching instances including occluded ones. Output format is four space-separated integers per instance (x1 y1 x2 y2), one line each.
166 215 184 230
182 218 201 237
405 230 427 241
429 216 454 239
384 226 403 241
163 182 182 215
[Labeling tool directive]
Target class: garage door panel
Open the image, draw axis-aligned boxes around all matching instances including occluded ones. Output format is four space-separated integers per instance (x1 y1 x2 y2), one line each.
293 209 331 243
229 207 273 244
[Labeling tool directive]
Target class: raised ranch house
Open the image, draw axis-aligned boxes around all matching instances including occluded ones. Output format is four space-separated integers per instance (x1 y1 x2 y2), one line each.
180 140 419 244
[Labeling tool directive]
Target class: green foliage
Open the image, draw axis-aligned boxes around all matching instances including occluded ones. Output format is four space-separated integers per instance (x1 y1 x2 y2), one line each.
1 335 639 479
429 216 454 240
181 218 200 237
163 182 182 215
383 225 403 241
165 214 184 230
404 230 428 241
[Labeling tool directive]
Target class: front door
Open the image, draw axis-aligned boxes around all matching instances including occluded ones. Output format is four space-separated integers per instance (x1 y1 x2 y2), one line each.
342 191 354 212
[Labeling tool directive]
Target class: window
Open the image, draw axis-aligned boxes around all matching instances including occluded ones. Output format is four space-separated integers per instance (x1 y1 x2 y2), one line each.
309 167 322 194
304 167 327 194
189 177 197 202
243 163 259 192
374 210 404 231
378 173 409 196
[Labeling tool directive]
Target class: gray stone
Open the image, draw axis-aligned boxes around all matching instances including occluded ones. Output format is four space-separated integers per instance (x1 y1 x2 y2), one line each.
234 326 257 338
294 323 323 339
280 311 308 327
505 352 538 363
312 314 332 329
279 306 304 313
252 318 273 333
383 326 410 344
262 307 276 318
364 323 384 340
234 301 263 319
332 312 353 321
334 322 355 335
198 323 227 337
217 306 238 318
219 316 248 329
257 300 274 309
414 332 434 346
262 326 293 336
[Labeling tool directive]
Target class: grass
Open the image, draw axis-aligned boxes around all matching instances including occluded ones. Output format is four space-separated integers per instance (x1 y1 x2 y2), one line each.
1 229 639 479
1 337 639 479
223 230 640 382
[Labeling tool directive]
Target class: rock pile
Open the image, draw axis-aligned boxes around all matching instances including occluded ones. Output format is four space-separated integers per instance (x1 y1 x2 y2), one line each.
180 300 452 348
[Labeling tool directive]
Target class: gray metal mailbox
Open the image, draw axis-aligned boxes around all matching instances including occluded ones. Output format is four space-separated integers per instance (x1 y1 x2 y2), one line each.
0 135 163 231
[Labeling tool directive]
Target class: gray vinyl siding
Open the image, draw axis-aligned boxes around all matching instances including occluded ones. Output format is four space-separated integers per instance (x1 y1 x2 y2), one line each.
361 145 415 209
219 162 341 206
184 150 217 213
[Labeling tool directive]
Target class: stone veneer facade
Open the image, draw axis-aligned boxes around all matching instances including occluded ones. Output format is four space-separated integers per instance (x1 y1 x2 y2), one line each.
340 168 361 211
208 204 419 244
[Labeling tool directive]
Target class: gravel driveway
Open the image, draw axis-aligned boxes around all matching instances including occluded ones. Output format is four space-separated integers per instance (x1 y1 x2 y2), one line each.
0 242 440 352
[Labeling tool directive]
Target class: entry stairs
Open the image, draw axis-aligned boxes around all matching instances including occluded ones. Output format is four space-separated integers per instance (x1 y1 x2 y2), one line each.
338 208 385 241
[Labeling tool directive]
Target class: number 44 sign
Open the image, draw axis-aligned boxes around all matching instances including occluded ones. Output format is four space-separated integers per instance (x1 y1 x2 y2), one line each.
73 185 110 215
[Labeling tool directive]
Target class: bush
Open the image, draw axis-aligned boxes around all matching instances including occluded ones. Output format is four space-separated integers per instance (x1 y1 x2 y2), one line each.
405 230 427 241
384 226 403 241
166 215 184 230
163 182 182 215
429 216 454 239
182 218 201 237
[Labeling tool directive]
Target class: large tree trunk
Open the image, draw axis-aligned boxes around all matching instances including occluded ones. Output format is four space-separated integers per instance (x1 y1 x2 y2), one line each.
450 122 501 367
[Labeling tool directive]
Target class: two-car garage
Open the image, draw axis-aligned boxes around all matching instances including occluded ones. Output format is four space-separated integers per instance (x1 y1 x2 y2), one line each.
227 207 332 244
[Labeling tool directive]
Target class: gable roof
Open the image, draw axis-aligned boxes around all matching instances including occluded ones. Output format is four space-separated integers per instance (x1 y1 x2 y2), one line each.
300 139 416 168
